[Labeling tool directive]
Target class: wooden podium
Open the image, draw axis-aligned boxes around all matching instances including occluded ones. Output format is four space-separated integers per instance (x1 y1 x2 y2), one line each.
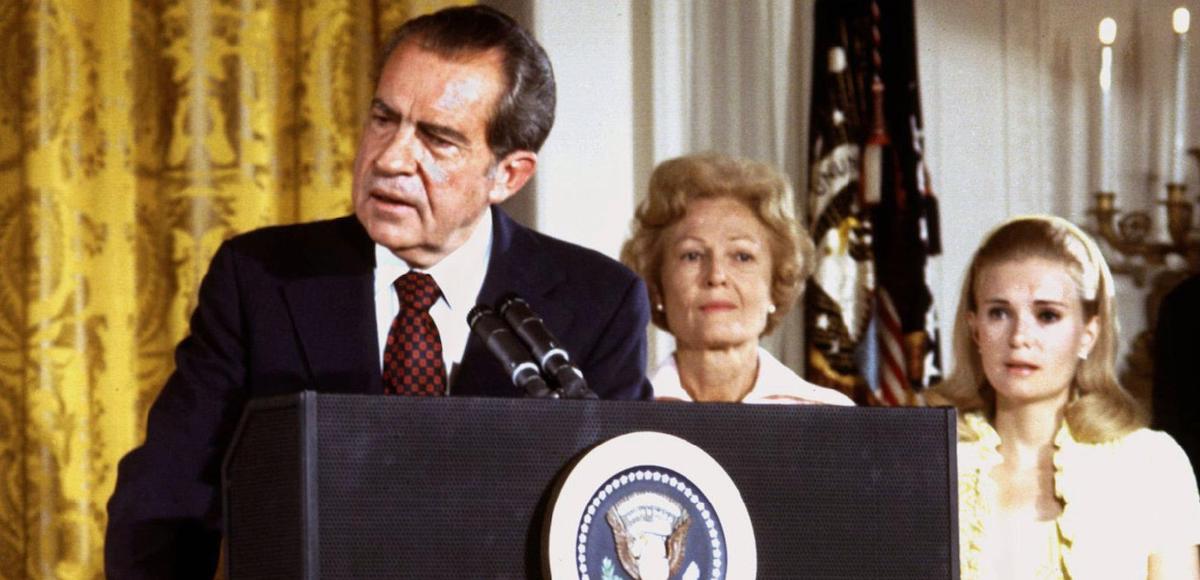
223 392 958 579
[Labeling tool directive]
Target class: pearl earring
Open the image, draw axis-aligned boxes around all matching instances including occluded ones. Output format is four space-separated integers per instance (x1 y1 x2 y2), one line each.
655 303 664 312
768 304 777 314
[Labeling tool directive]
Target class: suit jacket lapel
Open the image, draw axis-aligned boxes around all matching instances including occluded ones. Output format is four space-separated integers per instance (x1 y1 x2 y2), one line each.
283 217 383 395
453 208 568 396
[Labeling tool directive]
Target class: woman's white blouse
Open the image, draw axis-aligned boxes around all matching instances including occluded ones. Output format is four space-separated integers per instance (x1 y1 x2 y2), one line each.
957 412 1200 579
649 347 855 405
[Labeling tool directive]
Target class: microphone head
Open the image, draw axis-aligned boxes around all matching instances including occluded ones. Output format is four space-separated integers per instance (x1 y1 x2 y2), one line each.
466 303 556 398
467 304 494 328
498 294 558 355
498 294 535 319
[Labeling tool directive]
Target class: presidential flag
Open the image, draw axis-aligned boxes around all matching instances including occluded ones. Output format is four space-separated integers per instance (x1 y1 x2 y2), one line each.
804 0 941 406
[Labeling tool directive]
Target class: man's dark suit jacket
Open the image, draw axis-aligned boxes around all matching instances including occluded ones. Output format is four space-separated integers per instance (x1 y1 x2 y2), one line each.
1154 273 1200 482
105 208 653 578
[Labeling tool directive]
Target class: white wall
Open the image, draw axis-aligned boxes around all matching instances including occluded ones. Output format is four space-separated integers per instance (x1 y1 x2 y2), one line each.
528 1 638 259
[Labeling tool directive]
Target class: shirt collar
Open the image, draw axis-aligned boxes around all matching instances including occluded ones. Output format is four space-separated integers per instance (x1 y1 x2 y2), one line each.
372 208 494 310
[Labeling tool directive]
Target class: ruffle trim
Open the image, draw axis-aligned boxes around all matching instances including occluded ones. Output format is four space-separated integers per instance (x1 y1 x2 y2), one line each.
1053 422 1137 577
1051 422 1077 575
958 413 1004 579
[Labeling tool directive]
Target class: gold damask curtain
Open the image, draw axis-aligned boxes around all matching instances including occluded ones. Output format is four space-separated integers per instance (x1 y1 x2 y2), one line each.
0 0 466 577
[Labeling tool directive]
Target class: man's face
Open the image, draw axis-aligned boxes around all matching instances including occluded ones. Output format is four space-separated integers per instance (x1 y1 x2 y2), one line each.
352 42 515 267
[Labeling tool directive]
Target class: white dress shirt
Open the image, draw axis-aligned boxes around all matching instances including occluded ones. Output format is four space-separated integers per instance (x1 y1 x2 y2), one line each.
373 211 493 392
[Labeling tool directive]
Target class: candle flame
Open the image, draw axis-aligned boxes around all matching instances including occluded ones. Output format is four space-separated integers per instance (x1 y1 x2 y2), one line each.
1174 8 1190 34
1099 17 1117 45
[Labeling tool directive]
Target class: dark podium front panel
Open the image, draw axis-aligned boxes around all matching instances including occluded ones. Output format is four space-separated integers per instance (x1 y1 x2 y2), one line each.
223 393 958 579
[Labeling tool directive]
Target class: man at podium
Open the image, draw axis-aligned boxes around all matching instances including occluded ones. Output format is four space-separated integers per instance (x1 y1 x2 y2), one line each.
105 6 653 577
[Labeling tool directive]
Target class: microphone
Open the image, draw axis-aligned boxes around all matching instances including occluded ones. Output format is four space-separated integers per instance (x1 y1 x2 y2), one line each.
498 295 597 399
467 305 556 398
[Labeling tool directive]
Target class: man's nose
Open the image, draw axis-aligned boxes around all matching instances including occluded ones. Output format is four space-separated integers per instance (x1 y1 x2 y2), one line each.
374 126 419 175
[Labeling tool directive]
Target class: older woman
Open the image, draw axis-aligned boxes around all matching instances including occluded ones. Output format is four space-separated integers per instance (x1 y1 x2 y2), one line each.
620 153 851 405
935 215 1200 579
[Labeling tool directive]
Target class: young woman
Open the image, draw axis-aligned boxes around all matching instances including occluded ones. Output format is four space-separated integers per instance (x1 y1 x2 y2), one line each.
936 215 1200 579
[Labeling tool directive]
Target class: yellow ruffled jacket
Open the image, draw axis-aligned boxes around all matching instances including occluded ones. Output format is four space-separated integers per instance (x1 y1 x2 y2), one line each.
957 412 1200 579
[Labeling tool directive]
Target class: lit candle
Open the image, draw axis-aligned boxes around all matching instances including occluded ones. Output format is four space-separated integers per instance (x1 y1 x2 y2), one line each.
1099 18 1117 193
1170 7 1190 184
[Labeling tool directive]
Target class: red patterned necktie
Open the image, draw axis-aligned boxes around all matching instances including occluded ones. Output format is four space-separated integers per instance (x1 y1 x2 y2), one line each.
382 271 446 395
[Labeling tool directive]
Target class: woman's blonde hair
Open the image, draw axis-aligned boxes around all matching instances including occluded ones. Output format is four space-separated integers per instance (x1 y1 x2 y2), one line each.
619 153 815 335
935 215 1145 443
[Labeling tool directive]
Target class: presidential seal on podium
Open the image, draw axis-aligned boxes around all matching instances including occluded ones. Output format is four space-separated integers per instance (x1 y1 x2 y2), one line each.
544 432 756 579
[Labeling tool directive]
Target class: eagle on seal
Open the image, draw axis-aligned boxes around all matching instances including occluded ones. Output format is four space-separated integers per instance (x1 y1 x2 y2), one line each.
606 496 693 580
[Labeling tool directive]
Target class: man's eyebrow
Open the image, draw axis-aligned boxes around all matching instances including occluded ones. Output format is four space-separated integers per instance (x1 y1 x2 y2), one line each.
371 98 400 118
417 121 469 146
369 99 469 146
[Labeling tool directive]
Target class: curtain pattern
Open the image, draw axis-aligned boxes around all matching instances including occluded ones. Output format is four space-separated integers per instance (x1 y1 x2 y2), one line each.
0 0 466 577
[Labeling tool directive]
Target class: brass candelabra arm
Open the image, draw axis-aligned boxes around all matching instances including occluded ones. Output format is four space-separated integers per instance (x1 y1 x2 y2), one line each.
1089 186 1200 283
1090 149 1200 280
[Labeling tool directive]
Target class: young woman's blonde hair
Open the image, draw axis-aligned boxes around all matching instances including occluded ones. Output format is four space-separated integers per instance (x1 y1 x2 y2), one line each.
934 215 1145 443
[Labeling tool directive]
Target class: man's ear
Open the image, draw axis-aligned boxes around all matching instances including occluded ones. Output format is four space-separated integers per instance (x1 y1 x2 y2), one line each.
488 150 537 204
